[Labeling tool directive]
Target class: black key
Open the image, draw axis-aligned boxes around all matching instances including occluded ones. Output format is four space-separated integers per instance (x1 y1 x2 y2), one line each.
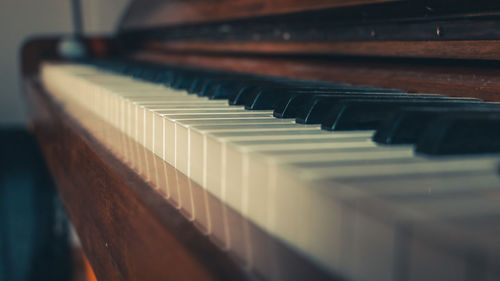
416 112 500 155
209 82 249 100
374 105 500 145
196 79 219 96
104 61 176 85
171 73 197 90
274 91 416 118
129 68 156 80
296 94 448 124
239 85 405 109
245 88 298 110
320 98 483 131
150 70 176 85
249 88 401 111
205 79 271 100
275 92 367 119
124 63 175 85
274 93 310 118
186 77 203 94
197 77 249 97
229 83 281 105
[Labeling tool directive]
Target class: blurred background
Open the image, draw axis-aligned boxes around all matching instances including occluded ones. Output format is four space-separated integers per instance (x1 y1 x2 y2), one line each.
0 1 130 280
0 0 130 126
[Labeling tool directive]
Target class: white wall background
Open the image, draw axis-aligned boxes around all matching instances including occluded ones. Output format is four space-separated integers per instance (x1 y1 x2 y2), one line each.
0 0 130 126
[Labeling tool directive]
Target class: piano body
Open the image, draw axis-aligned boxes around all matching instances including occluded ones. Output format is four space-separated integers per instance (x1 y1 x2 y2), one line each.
20 0 500 280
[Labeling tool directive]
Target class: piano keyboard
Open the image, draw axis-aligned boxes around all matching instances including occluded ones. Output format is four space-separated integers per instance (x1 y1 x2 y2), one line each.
41 61 500 281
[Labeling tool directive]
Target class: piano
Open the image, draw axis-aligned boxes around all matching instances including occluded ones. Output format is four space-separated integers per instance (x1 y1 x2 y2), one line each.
20 0 500 280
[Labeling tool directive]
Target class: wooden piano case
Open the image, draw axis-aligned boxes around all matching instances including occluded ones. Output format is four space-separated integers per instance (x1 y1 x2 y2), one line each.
20 0 500 280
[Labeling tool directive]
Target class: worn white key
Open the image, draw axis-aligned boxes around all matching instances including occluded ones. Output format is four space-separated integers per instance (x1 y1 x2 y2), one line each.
162 113 274 165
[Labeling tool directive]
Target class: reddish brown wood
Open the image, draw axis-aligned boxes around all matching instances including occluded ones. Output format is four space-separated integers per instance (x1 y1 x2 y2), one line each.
133 51 500 101
146 40 500 61
23 79 250 281
119 0 401 29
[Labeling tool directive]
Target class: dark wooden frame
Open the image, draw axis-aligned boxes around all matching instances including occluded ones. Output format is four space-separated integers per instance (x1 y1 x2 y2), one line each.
117 0 500 61
119 0 401 30
132 51 500 102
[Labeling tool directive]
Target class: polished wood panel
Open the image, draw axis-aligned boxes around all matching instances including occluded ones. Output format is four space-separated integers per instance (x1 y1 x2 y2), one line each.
23 79 250 281
146 40 500 61
120 0 401 30
133 51 500 102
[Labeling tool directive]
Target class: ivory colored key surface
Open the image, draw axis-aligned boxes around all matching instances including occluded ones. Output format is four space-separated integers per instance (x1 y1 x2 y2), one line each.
332 172 500 199
142 108 253 150
143 105 260 151
161 113 275 164
166 124 374 249
155 118 296 159
207 139 406 261
295 156 499 180
174 118 298 178
201 134 376 220
242 148 415 227
216 138 382 220
121 93 217 141
42 63 386 260
278 155 500 235
272 155 499 273
132 100 229 140
180 123 320 175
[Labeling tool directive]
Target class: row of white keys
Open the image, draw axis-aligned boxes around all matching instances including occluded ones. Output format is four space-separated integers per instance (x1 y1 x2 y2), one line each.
246 146 416 224
171 124 387 267
338 168 500 281
395 189 500 281
192 136 415 279
148 108 257 150
183 125 413 274
197 145 409 279
90 69 410 266
40 65 391 251
42 64 372 237
46 63 500 281
179 106 496 278
291 156 500 281
208 132 375 214
182 123 315 178
335 171 500 199
173 118 298 181
43 65 353 210
43 65 253 218
138 100 230 147
43 64 371 248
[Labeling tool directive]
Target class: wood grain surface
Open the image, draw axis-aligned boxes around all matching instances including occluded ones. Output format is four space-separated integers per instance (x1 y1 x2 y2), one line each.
120 0 401 30
145 40 500 61
133 51 500 102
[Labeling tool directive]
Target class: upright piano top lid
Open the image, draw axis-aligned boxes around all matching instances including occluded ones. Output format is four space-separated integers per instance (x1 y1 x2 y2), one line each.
118 0 500 32
118 0 402 31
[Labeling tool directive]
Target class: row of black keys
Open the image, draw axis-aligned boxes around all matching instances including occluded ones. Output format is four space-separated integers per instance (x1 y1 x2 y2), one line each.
90 59 500 156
